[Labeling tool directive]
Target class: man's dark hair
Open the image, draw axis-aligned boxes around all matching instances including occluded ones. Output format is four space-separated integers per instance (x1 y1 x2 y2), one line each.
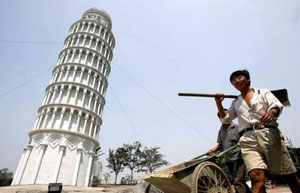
230 70 251 85
217 109 228 118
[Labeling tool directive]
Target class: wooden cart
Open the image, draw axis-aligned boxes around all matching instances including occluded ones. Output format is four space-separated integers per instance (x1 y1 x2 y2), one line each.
139 148 236 193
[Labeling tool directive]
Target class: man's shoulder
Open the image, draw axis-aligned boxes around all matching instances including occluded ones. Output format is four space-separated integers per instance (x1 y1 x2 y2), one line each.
254 88 271 94
228 124 240 135
229 123 238 129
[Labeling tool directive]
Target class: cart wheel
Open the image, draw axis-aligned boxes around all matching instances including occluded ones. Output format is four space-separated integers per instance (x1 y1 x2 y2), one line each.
191 161 232 193
145 184 164 193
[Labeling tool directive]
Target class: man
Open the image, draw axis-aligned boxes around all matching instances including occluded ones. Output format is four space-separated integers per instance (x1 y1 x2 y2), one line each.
207 111 251 193
215 70 300 193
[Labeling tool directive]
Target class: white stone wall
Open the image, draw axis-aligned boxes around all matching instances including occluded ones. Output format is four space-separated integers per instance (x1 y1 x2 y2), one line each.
12 8 115 187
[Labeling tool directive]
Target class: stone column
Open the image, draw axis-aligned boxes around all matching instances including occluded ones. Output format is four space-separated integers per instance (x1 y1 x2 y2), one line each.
11 148 27 185
92 74 97 89
50 109 57 128
65 66 71 81
32 114 41 130
42 91 49 105
93 97 98 113
77 50 83 63
103 29 107 39
87 22 91 32
99 26 103 36
84 152 95 186
80 22 85 31
92 24 96 33
32 144 47 184
86 70 92 85
46 90 53 104
88 118 95 136
88 37 93 48
97 79 102 92
37 112 45 129
99 43 104 54
79 68 85 84
75 35 80 46
52 145 66 183
41 109 50 129
58 109 66 129
100 62 104 73
87 93 93 110
67 110 74 130
94 40 99 51
83 35 87 46
81 89 87 107
83 115 89 134
76 112 82 132
90 54 95 67
66 86 72 104
15 145 33 185
72 148 83 186
72 67 78 82
96 59 100 70
93 123 98 138
84 51 89 64
57 86 64 103
74 87 80 105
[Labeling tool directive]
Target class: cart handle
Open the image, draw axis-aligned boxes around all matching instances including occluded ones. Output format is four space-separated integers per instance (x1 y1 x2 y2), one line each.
191 144 239 160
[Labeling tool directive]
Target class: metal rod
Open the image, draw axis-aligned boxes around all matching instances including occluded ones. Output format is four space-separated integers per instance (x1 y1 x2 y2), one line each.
178 93 237 98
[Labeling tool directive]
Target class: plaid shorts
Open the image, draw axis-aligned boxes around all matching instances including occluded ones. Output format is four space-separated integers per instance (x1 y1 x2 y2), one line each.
238 127 296 175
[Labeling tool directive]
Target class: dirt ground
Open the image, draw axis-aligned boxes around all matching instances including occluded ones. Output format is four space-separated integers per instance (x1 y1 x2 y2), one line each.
266 186 291 193
0 184 292 193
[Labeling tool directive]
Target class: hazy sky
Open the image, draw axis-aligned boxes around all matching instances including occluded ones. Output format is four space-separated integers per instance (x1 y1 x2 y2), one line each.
0 0 300 181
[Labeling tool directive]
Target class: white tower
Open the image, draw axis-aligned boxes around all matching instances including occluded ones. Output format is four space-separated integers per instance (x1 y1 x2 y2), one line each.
12 8 115 186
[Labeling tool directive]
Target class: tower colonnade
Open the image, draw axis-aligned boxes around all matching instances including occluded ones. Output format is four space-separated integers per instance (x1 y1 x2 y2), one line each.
12 8 115 187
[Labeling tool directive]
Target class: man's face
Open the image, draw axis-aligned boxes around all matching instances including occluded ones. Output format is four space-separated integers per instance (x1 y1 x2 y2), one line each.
231 75 250 92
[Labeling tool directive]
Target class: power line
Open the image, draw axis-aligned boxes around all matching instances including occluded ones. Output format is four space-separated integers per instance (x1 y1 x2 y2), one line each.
0 38 214 144
0 40 62 45
114 64 215 145
108 85 144 144
0 67 52 99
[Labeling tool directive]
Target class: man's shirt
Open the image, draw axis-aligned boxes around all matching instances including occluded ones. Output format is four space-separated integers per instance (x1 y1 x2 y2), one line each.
217 123 241 162
220 88 283 132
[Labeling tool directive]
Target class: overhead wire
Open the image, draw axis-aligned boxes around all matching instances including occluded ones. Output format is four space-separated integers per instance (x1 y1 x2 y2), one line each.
108 85 144 144
0 40 62 45
0 38 214 144
0 39 60 98
0 67 52 99
114 64 215 145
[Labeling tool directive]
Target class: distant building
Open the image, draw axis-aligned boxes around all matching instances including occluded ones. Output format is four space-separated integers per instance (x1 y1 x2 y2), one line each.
11 8 115 186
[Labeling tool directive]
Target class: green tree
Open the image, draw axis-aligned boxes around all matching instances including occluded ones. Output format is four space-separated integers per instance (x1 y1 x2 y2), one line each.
120 174 135 185
0 168 13 186
140 146 169 173
119 141 142 184
103 172 111 185
106 148 125 184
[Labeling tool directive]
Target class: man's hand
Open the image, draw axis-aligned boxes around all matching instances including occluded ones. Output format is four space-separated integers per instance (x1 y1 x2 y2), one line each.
207 144 222 155
260 111 275 124
260 108 279 124
215 93 227 118
206 149 214 155
215 93 225 104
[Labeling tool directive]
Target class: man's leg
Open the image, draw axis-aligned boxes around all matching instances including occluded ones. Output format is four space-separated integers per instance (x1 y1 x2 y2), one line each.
226 161 234 184
249 169 266 193
232 159 251 193
281 173 300 193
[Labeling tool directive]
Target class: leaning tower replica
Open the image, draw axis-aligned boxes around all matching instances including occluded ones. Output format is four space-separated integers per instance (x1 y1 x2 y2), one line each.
12 8 115 186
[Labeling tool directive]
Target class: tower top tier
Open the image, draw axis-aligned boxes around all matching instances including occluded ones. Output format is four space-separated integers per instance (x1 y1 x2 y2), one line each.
82 8 112 30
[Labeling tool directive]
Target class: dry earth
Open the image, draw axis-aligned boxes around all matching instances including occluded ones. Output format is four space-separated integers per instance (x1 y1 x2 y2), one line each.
0 184 292 193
